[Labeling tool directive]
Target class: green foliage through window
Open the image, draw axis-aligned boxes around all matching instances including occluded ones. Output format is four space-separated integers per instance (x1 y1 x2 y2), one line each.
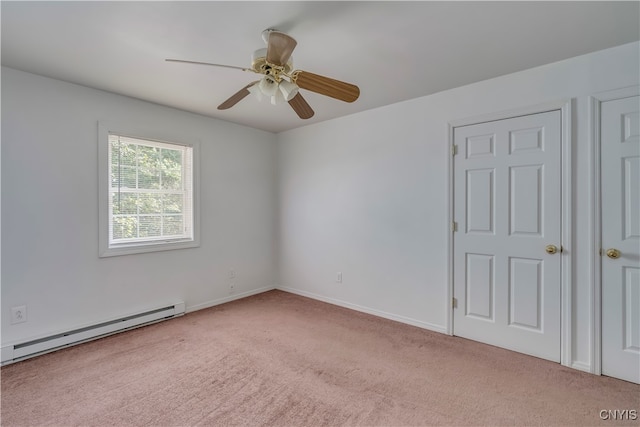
108 134 193 243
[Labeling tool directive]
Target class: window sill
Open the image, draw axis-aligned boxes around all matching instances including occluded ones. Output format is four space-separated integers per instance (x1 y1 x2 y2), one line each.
99 239 199 258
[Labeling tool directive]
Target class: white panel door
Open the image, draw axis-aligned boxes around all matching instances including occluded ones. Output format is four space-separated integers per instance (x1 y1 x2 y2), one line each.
601 96 640 384
453 110 562 362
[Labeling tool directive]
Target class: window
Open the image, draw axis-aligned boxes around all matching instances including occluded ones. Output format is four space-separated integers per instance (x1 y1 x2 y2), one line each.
99 123 199 257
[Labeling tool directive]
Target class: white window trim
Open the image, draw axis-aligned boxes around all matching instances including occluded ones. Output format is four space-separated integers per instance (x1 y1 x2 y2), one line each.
98 122 200 257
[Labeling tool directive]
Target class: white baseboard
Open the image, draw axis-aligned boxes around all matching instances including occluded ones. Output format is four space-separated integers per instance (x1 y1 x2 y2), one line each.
276 286 448 335
571 361 594 374
186 285 276 313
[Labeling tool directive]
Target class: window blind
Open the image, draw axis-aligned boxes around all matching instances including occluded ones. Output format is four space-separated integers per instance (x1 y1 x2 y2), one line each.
108 134 194 246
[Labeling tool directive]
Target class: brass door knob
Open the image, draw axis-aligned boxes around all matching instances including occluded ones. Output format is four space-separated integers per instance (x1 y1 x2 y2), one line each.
606 248 621 259
545 245 558 255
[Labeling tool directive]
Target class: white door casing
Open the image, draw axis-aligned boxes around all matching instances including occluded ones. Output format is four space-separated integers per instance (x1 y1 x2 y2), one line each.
452 110 562 362
601 95 640 384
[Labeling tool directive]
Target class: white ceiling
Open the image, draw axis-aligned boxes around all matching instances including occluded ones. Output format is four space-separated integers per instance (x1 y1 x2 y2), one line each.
2 1 638 133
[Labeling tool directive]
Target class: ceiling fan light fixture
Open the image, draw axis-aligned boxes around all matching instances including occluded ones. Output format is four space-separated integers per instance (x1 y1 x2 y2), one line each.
271 90 284 106
258 75 278 97
278 79 299 101
247 83 263 101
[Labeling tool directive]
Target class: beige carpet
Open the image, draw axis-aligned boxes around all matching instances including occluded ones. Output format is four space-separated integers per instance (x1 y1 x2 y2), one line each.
1 290 638 426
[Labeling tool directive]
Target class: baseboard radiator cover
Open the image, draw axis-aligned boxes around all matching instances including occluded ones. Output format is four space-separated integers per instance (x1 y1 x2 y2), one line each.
1 302 185 365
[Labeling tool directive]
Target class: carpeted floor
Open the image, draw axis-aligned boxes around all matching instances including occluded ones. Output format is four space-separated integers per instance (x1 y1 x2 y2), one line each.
1 290 639 426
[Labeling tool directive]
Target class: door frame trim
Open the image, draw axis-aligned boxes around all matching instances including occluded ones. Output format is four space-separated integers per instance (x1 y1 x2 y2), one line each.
446 99 573 367
588 85 639 376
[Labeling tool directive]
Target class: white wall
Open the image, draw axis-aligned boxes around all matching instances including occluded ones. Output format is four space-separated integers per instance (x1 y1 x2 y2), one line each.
277 42 640 371
1 67 278 344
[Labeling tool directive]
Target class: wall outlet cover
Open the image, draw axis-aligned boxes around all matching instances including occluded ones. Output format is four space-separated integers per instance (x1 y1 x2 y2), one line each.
10 306 27 324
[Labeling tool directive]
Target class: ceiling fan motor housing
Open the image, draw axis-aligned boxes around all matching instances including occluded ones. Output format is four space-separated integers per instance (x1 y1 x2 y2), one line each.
261 28 278 44
252 48 293 76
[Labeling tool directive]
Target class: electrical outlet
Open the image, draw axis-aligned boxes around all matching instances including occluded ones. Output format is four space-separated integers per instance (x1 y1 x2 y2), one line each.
11 305 27 324
336 272 342 283
229 269 236 279
229 283 236 294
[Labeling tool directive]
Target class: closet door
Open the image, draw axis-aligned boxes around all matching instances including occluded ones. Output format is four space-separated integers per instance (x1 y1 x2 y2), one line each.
453 110 562 362
601 95 640 384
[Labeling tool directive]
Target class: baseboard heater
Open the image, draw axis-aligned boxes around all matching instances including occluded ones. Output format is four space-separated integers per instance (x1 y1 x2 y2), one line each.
1 302 185 365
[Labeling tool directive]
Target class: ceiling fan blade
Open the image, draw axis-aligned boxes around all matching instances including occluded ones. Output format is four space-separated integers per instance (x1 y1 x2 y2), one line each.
293 71 360 103
217 81 259 110
288 93 315 119
166 59 252 72
266 31 297 67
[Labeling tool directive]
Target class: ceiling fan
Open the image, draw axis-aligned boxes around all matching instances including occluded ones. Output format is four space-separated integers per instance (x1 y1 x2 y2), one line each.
166 29 360 119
